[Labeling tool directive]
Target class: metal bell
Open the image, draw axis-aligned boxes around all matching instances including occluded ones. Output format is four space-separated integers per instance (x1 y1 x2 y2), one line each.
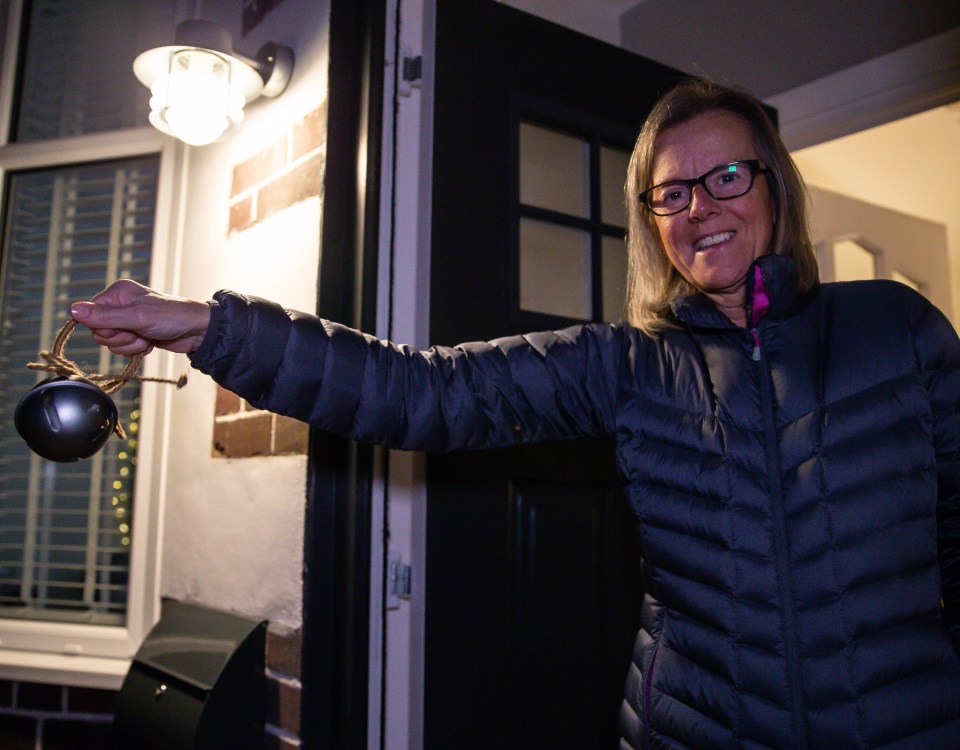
14 375 119 462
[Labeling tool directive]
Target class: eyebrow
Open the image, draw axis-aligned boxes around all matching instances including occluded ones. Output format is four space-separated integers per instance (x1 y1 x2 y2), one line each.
653 158 755 184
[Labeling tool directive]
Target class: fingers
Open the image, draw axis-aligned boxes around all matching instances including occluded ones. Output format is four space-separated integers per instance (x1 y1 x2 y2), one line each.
71 279 211 355
70 299 139 330
71 279 157 332
89 328 154 356
89 278 150 306
71 280 156 354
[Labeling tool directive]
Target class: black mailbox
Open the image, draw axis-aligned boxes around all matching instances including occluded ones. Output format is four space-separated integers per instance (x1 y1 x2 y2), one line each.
114 601 267 750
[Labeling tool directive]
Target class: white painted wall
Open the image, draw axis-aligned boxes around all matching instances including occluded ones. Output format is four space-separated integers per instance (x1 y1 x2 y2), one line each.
806 185 951 314
154 0 330 630
792 102 960 327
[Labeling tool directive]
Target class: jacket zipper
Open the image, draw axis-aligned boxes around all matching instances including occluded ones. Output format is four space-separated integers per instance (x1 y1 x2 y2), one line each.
642 627 663 749
750 327 761 361
753 328 809 749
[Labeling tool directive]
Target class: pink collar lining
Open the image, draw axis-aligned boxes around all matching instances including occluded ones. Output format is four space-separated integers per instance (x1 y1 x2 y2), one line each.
751 263 770 328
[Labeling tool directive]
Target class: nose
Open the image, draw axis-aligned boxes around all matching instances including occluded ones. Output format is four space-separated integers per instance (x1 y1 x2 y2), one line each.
687 183 719 221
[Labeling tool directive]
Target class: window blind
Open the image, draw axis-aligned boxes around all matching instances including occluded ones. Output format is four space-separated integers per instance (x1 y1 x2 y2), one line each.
0 156 158 626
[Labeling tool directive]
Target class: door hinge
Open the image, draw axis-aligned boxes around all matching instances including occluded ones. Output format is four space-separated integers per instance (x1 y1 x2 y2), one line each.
399 47 422 97
387 550 412 609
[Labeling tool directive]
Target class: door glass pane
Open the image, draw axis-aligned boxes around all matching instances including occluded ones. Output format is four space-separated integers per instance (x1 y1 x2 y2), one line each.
520 219 591 318
520 122 588 218
891 270 921 291
0 157 158 625
601 235 627 322
833 239 875 281
600 146 630 226
14 0 178 142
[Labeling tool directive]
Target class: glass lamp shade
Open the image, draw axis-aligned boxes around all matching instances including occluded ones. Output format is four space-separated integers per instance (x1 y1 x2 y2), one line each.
146 48 246 146
133 20 292 146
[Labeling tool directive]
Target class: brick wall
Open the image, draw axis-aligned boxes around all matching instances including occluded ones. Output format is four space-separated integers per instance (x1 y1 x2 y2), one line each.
0 681 115 750
0 623 302 749
265 627 302 749
213 386 309 458
228 103 326 236
213 102 327 459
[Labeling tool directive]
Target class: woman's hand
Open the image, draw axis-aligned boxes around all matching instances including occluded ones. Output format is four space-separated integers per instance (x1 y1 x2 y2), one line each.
70 279 211 356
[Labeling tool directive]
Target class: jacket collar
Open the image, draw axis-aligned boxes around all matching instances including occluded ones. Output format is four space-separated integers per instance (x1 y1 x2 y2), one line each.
670 253 804 330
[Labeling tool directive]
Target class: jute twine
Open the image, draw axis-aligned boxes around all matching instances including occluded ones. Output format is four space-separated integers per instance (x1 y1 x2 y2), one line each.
26 319 187 440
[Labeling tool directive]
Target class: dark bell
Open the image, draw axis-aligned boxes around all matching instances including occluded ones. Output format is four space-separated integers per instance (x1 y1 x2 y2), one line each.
14 376 119 462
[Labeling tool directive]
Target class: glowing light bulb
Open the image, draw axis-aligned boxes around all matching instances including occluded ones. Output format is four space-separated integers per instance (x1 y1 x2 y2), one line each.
148 49 245 146
133 21 293 147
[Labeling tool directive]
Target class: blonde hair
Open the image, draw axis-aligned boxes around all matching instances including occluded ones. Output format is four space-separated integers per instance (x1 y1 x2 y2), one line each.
624 79 818 333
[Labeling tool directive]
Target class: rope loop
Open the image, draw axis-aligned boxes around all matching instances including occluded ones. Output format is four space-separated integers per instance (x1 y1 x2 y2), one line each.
26 319 187 439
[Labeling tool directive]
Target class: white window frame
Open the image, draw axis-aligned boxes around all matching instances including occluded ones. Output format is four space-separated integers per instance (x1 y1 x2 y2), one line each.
0 0 182 688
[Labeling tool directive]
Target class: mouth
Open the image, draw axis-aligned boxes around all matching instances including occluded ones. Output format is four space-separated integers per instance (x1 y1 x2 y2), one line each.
693 231 736 252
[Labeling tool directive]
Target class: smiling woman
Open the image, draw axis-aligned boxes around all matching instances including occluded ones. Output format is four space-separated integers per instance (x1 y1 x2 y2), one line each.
647 110 775 325
625 79 818 334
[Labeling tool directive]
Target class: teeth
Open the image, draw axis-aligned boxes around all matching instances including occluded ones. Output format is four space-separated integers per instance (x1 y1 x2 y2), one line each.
694 231 735 251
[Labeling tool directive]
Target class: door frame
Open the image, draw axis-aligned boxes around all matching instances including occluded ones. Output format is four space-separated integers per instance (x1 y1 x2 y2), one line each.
302 0 387 747
377 0 436 747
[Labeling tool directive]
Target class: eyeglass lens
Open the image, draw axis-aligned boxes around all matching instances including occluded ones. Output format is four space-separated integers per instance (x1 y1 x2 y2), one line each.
646 161 758 215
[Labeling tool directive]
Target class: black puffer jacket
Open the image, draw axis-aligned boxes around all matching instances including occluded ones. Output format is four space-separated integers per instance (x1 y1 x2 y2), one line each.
190 255 960 748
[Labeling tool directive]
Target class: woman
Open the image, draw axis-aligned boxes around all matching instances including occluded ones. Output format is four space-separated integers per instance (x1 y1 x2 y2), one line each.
73 80 960 748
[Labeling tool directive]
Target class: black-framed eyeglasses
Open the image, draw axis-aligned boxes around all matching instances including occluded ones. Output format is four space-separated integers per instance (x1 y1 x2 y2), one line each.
639 159 769 216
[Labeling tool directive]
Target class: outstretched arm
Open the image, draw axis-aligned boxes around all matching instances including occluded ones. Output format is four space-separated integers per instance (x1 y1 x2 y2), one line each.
189 290 623 452
70 279 211 356
74 282 623 452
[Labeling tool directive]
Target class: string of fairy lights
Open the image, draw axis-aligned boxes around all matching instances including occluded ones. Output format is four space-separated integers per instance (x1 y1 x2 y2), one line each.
112 401 140 550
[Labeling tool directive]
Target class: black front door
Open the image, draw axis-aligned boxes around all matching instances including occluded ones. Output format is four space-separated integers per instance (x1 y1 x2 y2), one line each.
426 3 683 748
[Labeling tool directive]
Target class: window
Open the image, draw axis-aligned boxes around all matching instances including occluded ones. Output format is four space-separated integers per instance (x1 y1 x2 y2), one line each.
517 119 631 324
0 0 179 685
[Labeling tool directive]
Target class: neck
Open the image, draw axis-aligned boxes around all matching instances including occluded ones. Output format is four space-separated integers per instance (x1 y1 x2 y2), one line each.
713 297 747 327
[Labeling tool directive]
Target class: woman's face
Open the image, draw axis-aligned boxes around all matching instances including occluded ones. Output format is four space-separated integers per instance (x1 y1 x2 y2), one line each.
650 110 774 322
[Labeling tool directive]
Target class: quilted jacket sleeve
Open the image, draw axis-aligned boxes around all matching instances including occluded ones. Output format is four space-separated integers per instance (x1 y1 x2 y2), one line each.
913 295 960 650
187 290 624 452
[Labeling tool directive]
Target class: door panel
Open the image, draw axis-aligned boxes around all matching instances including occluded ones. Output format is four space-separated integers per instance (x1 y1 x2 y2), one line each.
427 2 683 747
426 443 642 748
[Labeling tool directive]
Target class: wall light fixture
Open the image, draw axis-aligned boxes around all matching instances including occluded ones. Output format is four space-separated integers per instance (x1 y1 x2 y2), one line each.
133 20 294 146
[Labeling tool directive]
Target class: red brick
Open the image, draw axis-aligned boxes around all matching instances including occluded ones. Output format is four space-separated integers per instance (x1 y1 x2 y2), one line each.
212 412 273 458
229 195 255 235
291 103 327 162
256 153 324 223
215 385 243 416
264 729 302 749
272 415 309 455
266 626 302 678
232 135 289 196
265 676 301 736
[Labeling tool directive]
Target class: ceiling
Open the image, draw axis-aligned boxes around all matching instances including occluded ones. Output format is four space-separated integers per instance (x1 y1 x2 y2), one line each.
617 0 960 98
502 0 960 98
